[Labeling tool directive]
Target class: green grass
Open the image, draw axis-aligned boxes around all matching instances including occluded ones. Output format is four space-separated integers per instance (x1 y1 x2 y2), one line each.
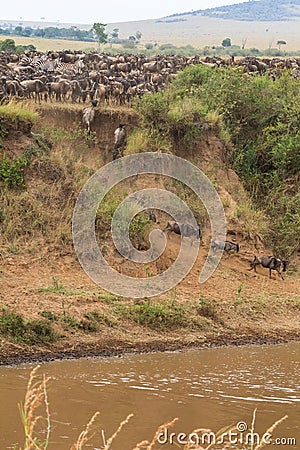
112 298 214 331
125 129 152 154
0 155 28 188
44 125 95 144
0 307 58 344
95 189 151 242
38 277 88 297
39 307 114 332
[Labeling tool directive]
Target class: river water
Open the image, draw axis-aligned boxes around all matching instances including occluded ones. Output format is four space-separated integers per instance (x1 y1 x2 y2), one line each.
1 342 299 449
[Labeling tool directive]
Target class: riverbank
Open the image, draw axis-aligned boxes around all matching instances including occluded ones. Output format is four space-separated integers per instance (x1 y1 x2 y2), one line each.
1 328 300 367
1 249 299 366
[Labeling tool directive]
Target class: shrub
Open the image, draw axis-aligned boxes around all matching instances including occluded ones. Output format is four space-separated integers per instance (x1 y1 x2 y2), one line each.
0 155 28 188
130 300 185 329
113 299 210 330
133 64 300 255
0 307 57 344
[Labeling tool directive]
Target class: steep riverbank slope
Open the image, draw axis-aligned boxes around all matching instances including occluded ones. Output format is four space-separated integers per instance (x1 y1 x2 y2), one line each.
0 103 299 365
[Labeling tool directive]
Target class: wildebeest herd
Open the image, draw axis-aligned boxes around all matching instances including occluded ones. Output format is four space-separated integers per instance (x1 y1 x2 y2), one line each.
0 49 300 105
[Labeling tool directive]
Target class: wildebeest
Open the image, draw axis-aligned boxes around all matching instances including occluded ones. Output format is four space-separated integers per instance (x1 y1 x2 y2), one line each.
212 239 239 253
250 255 288 280
2 51 300 107
48 79 71 102
164 221 201 245
82 100 98 134
20 79 48 103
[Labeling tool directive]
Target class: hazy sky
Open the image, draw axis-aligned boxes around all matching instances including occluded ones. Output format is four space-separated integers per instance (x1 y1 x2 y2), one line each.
0 0 248 24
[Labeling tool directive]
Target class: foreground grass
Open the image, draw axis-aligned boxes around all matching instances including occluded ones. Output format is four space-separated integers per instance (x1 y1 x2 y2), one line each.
0 275 225 346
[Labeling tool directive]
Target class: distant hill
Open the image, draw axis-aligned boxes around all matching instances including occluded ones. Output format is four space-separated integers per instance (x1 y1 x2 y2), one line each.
168 0 300 22
1 0 300 52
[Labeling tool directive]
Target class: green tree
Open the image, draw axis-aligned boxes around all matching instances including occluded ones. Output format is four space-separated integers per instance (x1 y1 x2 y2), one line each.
145 43 153 50
92 22 107 51
13 26 23 35
222 37 232 47
0 28 10 36
0 38 16 52
111 28 119 39
21 27 33 37
34 28 45 37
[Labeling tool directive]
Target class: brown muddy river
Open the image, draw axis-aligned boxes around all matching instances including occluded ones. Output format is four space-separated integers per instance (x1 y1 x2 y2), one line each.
1 342 299 449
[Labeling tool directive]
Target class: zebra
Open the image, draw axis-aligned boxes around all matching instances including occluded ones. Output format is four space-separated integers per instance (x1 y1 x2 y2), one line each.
55 59 85 75
20 55 57 73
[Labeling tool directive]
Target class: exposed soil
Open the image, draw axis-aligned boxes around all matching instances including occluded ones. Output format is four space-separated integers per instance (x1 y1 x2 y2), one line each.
0 103 299 366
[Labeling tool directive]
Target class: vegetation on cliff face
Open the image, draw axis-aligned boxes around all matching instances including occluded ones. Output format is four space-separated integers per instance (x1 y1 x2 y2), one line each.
134 65 300 257
0 105 93 251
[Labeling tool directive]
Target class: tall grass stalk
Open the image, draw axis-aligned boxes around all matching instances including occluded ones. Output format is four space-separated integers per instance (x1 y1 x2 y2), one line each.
70 412 100 450
18 365 51 450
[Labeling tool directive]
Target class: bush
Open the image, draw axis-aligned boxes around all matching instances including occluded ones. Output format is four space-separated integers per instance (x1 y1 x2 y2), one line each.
113 299 210 330
135 64 299 255
0 307 57 344
0 155 28 188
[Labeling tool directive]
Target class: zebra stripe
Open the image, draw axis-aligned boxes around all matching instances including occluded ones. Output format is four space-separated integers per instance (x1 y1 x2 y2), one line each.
20 55 57 72
55 59 85 75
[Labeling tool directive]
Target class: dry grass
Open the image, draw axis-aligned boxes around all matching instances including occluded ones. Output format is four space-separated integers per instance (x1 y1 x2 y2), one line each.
125 129 152 154
205 111 223 131
4 13 300 52
70 412 100 450
15 367 289 450
234 200 269 241
18 365 51 450
0 124 93 252
7 35 97 52
134 418 178 450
